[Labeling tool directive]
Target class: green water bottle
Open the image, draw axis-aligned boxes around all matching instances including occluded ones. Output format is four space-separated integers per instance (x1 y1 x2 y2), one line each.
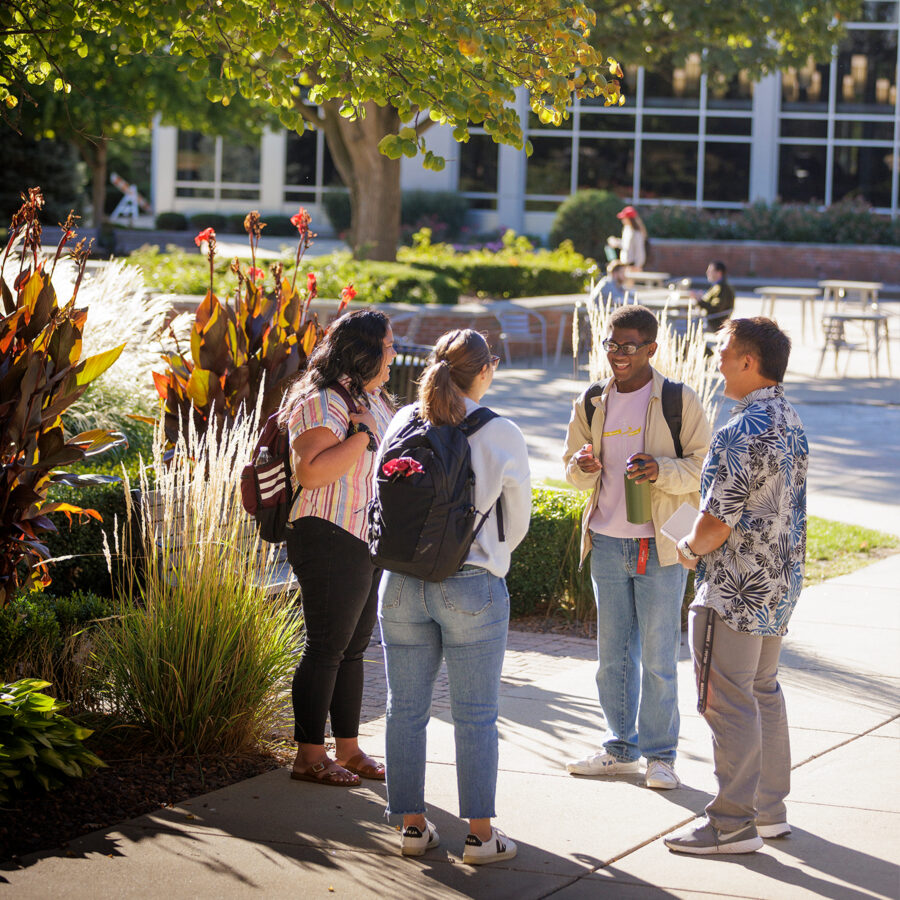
624 464 652 524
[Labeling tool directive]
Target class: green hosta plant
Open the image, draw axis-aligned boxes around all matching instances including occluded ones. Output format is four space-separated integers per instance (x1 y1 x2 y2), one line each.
152 209 356 448
0 678 106 802
0 189 127 607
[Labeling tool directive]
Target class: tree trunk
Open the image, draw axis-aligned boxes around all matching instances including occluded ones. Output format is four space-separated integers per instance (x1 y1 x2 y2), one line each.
75 137 109 228
320 103 401 262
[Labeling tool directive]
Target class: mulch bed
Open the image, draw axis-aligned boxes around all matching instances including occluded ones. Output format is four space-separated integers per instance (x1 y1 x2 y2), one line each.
0 722 293 866
510 615 597 639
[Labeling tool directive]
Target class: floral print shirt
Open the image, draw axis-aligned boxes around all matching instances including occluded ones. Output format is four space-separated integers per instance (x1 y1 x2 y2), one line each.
693 385 809 636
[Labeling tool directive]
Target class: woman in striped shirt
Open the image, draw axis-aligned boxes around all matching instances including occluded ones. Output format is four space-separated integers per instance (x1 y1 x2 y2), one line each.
278 309 396 787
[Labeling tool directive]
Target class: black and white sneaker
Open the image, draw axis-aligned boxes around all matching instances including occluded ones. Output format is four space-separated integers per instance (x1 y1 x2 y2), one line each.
462 827 517 865
400 819 440 856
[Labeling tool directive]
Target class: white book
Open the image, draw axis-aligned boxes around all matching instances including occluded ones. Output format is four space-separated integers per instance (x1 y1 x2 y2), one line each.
660 502 700 543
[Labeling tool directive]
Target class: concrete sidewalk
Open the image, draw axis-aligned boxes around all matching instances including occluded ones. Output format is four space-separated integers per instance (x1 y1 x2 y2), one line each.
5 555 897 898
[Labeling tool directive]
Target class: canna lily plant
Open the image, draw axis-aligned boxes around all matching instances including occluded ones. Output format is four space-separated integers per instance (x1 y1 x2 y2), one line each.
0 189 127 607
151 208 357 449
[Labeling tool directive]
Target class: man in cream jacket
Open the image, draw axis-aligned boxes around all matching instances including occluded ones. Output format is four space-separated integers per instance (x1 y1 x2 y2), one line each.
562 305 712 790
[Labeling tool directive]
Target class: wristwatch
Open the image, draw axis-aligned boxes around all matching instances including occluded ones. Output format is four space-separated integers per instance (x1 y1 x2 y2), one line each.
676 537 701 561
348 421 378 452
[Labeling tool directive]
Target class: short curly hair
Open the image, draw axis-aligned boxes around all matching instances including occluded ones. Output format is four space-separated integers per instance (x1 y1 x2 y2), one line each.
608 305 658 342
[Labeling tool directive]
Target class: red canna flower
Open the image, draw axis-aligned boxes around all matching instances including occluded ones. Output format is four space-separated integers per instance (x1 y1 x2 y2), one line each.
248 266 265 282
338 283 357 313
307 272 317 298
290 207 311 236
194 227 216 247
382 457 425 479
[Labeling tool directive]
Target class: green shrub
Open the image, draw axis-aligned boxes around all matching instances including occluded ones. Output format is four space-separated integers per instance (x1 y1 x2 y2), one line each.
0 678 105 802
549 189 624 261
154 211 188 231
399 228 595 299
226 213 249 233
401 190 470 242
323 191 352 235
188 212 229 232
263 214 298 236
507 488 592 618
0 592 112 708
128 244 233 294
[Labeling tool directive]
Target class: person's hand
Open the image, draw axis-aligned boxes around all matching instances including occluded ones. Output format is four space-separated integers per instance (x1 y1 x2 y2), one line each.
626 453 658 484
350 409 377 432
676 548 699 570
575 443 601 473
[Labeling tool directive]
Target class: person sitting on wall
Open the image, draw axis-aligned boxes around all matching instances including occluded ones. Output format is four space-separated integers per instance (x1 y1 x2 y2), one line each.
692 261 735 325
607 206 648 271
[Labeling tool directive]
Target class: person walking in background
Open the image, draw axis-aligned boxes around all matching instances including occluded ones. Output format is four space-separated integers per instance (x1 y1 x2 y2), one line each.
562 306 711 790
279 309 396 787
377 330 531 864
607 205 648 271
665 317 808 855
692 260 735 325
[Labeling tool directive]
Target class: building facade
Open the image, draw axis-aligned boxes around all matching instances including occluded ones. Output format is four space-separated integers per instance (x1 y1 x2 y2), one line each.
151 1 900 239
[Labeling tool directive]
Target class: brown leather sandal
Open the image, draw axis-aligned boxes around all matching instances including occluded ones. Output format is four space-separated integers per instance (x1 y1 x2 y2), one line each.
290 759 361 786
341 752 386 781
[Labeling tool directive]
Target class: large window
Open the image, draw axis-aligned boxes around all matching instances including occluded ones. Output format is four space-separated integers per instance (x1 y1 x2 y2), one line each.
778 4 899 211
175 131 259 201
458 134 499 209
522 56 753 211
284 126 343 204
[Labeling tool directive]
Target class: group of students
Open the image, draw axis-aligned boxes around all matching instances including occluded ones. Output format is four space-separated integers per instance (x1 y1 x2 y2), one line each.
277 299 808 864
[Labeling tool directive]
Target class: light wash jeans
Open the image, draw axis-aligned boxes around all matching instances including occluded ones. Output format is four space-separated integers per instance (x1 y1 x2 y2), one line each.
590 532 688 764
378 566 509 820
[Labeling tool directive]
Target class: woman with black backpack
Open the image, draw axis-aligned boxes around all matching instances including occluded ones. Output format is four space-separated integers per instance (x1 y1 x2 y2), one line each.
278 309 396 787
375 329 531 864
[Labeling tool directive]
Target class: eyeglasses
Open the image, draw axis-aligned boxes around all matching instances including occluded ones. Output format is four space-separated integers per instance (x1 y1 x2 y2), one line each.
602 339 653 356
490 355 501 370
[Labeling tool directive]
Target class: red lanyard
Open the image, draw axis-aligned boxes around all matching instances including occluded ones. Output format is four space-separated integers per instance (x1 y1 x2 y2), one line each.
637 537 650 575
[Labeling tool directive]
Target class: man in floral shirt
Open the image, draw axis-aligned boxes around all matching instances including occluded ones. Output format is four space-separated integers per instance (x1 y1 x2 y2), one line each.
665 317 808 856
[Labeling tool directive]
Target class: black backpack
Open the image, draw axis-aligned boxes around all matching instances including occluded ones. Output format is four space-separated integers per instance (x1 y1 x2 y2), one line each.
240 382 358 543
585 377 683 458
368 407 504 582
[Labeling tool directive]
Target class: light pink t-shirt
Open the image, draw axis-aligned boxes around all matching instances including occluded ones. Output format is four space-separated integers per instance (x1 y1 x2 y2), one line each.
588 380 655 538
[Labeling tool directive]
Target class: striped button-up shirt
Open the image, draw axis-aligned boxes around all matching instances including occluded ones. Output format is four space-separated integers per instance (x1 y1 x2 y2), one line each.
287 383 395 541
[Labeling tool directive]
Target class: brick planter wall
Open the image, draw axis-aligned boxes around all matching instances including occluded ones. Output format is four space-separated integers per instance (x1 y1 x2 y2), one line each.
648 240 900 283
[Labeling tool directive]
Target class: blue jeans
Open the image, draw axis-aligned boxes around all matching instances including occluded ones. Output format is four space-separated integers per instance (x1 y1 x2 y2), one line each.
378 566 510 819
590 532 688 764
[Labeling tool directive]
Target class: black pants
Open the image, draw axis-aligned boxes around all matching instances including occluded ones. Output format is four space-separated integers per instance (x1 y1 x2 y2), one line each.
286 516 380 744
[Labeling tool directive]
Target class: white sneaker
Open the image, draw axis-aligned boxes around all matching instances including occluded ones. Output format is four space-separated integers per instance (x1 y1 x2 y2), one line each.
566 751 641 776
645 759 680 790
462 827 517 865
400 819 440 856
757 821 791 838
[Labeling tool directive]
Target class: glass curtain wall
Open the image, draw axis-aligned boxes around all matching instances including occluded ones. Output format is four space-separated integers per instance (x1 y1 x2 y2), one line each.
521 54 753 213
779 0 899 212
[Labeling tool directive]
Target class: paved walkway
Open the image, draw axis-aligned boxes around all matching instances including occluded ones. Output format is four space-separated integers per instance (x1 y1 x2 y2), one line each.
4 290 898 898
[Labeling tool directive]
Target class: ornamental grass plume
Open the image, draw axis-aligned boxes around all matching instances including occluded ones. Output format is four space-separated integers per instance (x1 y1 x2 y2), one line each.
579 291 723 425
94 401 302 755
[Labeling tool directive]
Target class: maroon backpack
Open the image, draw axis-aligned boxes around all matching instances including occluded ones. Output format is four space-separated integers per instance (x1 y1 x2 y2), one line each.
240 382 358 543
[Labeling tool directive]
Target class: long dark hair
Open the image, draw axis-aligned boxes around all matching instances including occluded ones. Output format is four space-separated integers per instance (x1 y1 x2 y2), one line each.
418 329 491 426
278 309 390 426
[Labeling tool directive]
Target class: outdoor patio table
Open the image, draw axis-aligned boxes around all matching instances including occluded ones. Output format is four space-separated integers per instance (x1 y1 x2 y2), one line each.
626 270 671 289
820 311 892 377
754 286 822 338
818 279 882 315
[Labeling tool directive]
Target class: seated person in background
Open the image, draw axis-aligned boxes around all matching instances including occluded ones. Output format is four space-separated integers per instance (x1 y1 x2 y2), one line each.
607 205 648 270
590 260 628 307
692 261 734 322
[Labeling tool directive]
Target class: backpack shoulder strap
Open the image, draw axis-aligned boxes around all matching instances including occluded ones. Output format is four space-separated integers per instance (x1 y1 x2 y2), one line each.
459 406 499 436
584 378 611 429
661 378 684 459
328 381 360 415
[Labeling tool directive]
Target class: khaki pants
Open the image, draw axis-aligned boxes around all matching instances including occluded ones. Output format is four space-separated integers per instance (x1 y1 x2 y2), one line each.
689 608 791 832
